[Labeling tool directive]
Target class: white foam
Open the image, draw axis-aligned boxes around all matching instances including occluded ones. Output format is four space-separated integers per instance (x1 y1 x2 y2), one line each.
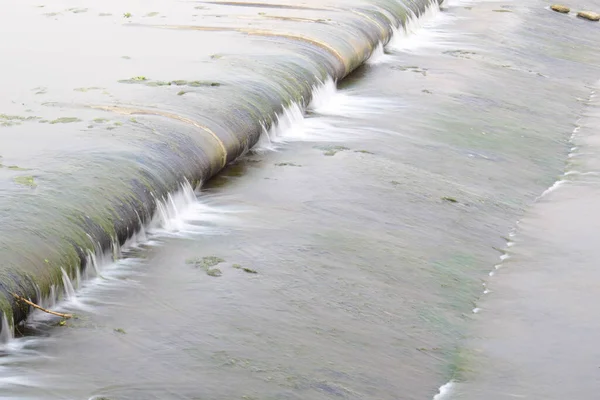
388 0 455 53
537 180 565 200
367 42 393 64
433 380 455 399
309 76 399 117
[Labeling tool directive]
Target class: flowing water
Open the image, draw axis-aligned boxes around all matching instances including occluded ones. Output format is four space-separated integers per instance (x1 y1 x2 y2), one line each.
1 0 600 399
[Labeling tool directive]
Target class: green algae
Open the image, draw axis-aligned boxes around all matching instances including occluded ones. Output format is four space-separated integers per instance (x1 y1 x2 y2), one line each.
206 268 222 277
231 264 257 274
74 87 103 92
0 114 40 127
275 162 301 167
145 81 171 87
441 196 458 203
7 166 30 171
316 145 350 156
114 328 127 334
48 117 82 124
187 256 225 269
186 257 225 277
118 78 221 87
145 12 159 17
123 12 132 18
93 118 109 123
13 176 36 187
188 81 221 87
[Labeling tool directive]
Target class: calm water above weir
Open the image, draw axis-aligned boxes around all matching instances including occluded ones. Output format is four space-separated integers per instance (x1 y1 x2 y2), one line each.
1 0 600 399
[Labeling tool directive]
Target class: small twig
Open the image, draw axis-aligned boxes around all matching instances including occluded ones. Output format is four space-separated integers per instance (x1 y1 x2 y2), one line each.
11 293 72 319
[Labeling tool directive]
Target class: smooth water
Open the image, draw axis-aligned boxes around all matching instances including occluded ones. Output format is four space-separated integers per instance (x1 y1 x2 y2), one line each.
1 0 600 399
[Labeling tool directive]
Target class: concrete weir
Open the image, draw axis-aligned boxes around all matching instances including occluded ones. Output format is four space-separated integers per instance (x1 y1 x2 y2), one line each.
0 0 438 336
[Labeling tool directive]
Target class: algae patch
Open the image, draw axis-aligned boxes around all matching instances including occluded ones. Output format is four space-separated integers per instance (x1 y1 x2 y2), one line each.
118 77 221 87
13 176 36 187
442 196 459 203
74 87 103 92
316 145 350 156
187 256 225 277
0 114 40 127
206 268 222 277
232 264 258 274
47 117 82 124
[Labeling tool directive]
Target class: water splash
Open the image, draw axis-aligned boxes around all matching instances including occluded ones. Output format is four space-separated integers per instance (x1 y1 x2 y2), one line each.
149 180 200 234
255 103 306 150
0 312 14 344
388 0 450 53
433 381 455 399
367 42 392 64
309 76 399 117
61 268 76 300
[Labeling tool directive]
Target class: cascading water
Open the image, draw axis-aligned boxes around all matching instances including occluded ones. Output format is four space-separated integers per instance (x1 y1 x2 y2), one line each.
367 42 392 64
256 103 307 149
149 181 199 234
388 0 444 52
309 76 398 117
0 312 13 345
61 268 76 300
254 75 405 149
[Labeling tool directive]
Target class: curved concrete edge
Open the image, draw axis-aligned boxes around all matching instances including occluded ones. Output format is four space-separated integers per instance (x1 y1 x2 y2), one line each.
0 0 437 336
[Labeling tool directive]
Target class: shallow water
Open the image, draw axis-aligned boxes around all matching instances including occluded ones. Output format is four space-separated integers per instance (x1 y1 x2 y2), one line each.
2 0 600 399
453 87 600 399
